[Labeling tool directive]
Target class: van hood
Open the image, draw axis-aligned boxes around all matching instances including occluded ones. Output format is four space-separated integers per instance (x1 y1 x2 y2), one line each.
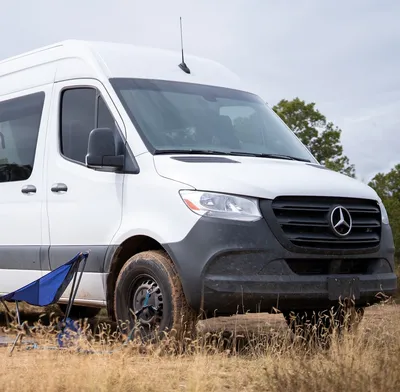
153 155 379 201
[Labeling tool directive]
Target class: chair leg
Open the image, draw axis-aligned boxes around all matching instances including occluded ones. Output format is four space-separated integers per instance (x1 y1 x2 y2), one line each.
9 332 22 355
15 302 21 325
8 302 24 355
63 257 87 323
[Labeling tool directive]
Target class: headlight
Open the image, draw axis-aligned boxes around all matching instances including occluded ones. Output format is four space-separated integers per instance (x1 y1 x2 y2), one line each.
378 200 390 225
179 190 261 222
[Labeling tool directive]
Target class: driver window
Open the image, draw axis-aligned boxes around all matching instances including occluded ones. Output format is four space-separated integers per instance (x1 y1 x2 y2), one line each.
60 88 120 164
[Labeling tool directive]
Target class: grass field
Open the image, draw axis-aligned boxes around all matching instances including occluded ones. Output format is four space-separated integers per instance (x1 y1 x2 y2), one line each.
1 301 400 391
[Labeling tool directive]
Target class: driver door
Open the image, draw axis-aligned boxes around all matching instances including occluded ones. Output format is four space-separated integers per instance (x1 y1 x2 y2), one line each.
43 79 126 304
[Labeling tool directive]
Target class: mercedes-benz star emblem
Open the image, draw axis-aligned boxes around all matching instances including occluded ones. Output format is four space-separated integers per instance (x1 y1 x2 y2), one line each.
330 206 352 237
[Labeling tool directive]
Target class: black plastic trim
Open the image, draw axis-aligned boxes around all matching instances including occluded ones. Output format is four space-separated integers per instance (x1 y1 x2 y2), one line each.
260 198 382 256
163 215 396 314
0 245 107 273
0 246 42 270
171 156 240 163
48 245 107 272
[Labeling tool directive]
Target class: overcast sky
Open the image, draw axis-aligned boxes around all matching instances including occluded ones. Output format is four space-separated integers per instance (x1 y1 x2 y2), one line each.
1 0 399 182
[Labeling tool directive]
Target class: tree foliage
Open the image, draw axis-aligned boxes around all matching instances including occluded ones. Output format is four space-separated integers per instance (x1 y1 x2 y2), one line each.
272 98 355 177
369 164 400 200
369 164 400 259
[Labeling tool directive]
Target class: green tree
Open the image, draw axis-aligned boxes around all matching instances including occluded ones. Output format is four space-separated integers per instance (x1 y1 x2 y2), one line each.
272 98 355 177
369 164 400 259
369 164 400 199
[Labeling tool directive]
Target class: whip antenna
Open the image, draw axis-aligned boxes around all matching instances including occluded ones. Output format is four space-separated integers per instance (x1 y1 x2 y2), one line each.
178 17 191 74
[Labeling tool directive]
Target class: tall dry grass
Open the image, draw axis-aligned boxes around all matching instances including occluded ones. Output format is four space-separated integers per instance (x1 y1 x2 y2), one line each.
0 301 400 391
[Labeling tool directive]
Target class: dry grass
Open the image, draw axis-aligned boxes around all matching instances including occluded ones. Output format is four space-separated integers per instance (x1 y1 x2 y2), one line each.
1 302 400 391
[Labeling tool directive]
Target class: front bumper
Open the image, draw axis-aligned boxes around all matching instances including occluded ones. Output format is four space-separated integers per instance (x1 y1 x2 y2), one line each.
203 269 396 314
164 216 397 315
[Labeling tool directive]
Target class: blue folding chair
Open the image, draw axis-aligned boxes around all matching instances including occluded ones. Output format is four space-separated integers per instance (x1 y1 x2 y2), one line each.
0 251 89 354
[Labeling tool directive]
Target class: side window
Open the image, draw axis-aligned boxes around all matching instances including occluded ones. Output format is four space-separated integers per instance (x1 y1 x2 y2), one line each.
97 96 116 130
97 96 125 156
0 92 45 183
60 88 96 163
60 88 122 164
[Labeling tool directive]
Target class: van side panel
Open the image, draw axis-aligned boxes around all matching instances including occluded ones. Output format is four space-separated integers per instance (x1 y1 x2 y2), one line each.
0 84 53 295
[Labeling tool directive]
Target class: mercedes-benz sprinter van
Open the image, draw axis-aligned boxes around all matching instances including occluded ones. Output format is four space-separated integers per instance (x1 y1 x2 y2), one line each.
0 40 396 334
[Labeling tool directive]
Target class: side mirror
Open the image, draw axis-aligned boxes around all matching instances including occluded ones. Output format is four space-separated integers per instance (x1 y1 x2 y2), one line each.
86 128 124 170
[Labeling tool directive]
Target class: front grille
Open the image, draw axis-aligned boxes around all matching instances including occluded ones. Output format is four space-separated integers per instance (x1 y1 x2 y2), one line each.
270 196 381 251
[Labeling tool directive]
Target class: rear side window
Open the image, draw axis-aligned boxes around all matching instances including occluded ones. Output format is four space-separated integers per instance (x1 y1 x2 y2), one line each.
0 92 45 183
60 88 121 164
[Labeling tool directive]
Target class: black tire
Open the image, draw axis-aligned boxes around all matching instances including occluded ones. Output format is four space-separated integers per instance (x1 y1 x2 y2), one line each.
114 250 198 340
59 304 101 320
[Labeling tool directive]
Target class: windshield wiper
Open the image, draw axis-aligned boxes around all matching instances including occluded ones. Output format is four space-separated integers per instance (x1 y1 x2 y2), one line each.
154 149 230 155
154 149 311 162
228 151 311 162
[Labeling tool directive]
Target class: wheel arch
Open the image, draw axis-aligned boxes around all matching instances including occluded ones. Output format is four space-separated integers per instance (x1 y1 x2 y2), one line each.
105 235 180 320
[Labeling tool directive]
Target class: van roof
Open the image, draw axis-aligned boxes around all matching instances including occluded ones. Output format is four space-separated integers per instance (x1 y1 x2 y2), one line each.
0 39 248 94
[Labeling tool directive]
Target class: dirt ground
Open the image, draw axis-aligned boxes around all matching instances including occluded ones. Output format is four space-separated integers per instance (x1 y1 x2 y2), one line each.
1 302 400 392
197 302 398 334
0 301 397 338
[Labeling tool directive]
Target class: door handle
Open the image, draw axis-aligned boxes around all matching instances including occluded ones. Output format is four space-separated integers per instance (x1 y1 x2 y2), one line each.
51 183 68 193
21 185 37 194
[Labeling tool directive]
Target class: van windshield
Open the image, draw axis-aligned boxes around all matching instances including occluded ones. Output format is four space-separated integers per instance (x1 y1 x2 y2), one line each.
110 78 315 162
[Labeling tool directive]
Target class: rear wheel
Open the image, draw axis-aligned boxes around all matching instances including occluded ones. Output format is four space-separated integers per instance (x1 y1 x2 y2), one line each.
114 250 198 341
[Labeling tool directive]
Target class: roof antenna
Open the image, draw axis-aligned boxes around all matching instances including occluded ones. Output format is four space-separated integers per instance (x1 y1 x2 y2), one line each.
178 17 191 74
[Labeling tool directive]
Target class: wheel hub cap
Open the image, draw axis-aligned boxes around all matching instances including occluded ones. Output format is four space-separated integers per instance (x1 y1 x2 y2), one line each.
132 278 163 326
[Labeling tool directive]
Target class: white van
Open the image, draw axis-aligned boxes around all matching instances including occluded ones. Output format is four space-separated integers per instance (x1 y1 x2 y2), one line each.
0 40 396 334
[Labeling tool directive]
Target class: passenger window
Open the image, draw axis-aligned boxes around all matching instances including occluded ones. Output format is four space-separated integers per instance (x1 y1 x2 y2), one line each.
0 92 45 183
60 88 121 164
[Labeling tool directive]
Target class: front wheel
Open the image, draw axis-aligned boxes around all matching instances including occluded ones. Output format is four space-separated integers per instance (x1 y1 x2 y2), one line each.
114 250 198 341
